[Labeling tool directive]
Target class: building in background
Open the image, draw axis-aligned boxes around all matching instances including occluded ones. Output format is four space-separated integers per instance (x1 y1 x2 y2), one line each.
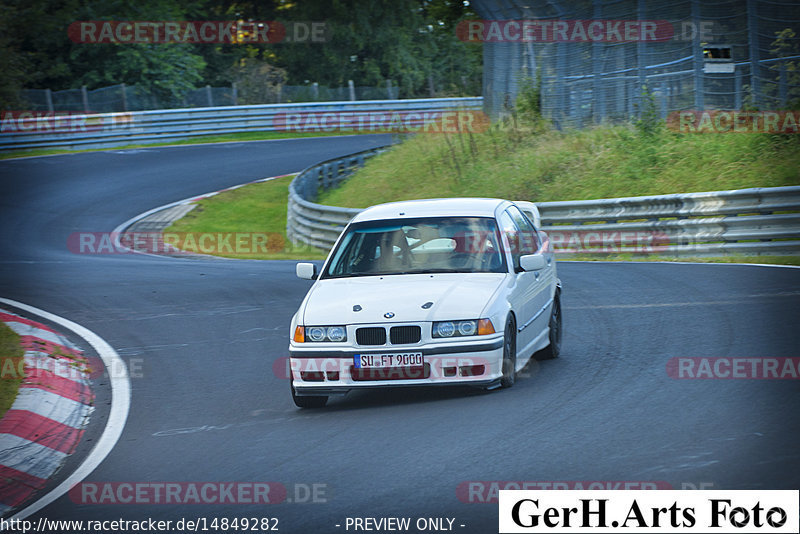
470 0 800 124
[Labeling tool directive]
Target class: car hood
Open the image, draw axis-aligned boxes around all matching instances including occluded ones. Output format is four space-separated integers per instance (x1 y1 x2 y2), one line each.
300 273 507 325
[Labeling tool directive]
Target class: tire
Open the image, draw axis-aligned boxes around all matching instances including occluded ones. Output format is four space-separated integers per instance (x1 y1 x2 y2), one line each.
537 292 562 360
500 315 517 388
291 383 328 408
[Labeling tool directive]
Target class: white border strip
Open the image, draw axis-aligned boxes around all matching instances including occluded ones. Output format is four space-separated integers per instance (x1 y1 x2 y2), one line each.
0 298 130 523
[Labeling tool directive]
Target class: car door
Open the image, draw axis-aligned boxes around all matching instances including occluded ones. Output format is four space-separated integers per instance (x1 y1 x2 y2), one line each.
506 205 553 354
498 210 536 355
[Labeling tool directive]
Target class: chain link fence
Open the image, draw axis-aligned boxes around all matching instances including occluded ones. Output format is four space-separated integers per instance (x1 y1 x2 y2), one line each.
473 0 800 124
17 81 403 113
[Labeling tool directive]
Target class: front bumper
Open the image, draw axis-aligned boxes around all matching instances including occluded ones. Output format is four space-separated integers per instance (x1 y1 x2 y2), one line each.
289 336 504 396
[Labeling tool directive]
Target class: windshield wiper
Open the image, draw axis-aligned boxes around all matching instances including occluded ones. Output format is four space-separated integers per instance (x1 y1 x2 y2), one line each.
322 272 379 279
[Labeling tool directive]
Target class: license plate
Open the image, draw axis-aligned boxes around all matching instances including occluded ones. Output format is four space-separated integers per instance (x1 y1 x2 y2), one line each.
354 353 424 369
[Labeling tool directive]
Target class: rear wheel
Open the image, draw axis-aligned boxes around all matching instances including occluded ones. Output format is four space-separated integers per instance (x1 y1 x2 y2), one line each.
537 292 562 360
291 383 328 408
500 315 517 388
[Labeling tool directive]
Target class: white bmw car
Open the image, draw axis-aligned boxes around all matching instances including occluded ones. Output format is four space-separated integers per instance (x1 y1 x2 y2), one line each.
288 198 562 408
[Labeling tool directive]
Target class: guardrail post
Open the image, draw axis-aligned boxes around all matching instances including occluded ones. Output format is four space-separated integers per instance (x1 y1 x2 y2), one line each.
121 84 128 112
348 80 356 101
45 89 54 113
691 0 704 110
747 0 761 107
81 85 90 113
779 61 787 107
735 69 742 109
322 165 331 189
232 82 238 106
592 0 604 124
636 0 646 117
206 85 213 107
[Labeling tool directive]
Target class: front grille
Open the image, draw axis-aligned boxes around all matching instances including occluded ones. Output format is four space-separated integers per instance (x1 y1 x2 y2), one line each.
356 327 386 346
350 364 431 381
390 325 421 344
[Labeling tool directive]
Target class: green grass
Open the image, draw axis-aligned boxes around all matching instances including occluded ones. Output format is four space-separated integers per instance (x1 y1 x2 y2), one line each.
160 121 800 265
164 174 328 260
0 130 361 160
0 322 23 419
317 123 800 207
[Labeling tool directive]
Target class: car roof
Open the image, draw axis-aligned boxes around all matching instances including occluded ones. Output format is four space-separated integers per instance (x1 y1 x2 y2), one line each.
351 198 509 223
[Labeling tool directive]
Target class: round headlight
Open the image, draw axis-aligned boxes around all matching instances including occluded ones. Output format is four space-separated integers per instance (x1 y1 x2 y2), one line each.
436 322 455 337
458 320 477 336
307 327 326 342
327 326 346 342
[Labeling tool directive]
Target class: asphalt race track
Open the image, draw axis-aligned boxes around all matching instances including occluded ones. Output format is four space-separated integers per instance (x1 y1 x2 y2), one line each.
1 136 799 533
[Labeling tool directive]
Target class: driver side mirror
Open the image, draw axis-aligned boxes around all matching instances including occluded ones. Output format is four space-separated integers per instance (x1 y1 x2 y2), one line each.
296 262 318 280
520 254 546 272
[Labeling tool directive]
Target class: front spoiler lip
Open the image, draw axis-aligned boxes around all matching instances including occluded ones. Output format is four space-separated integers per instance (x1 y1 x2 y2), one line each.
289 337 504 358
293 378 502 396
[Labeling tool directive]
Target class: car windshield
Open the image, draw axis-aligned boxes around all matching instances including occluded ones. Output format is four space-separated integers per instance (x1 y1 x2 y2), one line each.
322 216 507 279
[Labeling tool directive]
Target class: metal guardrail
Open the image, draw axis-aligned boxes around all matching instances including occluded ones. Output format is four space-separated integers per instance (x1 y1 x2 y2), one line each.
287 150 800 257
287 146 388 250
0 97 483 152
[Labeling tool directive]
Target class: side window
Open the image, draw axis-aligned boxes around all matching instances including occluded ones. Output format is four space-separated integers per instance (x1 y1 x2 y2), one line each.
507 205 540 254
498 211 522 271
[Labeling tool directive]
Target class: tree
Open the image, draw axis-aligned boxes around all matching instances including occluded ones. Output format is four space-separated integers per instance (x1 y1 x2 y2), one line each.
770 28 800 109
3 0 206 108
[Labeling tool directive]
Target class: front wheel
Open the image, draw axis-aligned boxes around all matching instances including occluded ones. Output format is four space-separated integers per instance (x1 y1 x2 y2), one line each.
537 293 562 360
500 315 517 388
291 383 328 408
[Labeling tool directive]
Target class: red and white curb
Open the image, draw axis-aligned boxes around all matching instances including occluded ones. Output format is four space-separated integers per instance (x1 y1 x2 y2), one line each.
0 298 129 524
0 310 94 515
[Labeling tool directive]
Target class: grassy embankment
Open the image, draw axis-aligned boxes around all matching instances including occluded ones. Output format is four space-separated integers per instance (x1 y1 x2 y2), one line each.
166 173 328 260
0 322 23 419
165 120 800 263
